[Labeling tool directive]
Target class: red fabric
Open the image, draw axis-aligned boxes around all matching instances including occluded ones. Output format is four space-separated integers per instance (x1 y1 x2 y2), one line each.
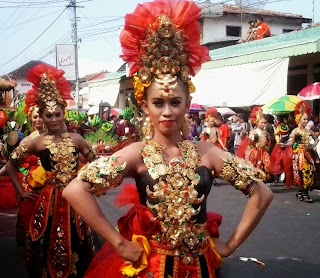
113 183 140 207
255 23 270 40
206 212 222 238
205 107 218 119
0 176 18 209
85 205 222 278
236 136 250 158
120 0 210 77
0 173 23 209
217 125 229 149
24 64 72 114
269 145 293 175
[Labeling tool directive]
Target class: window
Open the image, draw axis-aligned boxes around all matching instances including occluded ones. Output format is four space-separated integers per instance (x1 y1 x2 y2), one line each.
283 29 295 33
226 26 241 37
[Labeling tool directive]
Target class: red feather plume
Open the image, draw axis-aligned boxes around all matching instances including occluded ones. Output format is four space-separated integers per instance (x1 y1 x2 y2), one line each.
120 0 210 77
205 107 218 119
250 106 264 125
294 101 311 118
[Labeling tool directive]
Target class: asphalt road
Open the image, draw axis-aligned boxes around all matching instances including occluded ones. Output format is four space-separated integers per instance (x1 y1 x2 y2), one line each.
1 179 320 278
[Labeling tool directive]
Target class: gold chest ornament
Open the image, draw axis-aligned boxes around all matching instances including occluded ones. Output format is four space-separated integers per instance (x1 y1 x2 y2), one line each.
43 133 77 187
141 140 207 265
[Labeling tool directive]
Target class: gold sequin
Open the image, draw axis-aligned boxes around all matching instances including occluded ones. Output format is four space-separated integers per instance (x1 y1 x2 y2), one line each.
219 153 265 190
141 139 207 265
77 156 126 197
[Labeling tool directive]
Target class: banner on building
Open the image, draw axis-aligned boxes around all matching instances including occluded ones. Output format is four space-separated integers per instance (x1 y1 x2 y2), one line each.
55 44 76 80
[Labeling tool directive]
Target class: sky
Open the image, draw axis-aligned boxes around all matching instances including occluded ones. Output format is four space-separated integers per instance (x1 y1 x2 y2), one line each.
0 0 319 78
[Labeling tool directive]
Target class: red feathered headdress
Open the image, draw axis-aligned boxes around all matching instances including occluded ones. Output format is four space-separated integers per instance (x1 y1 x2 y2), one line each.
120 0 211 104
24 64 72 114
294 101 311 124
250 107 264 125
205 107 218 120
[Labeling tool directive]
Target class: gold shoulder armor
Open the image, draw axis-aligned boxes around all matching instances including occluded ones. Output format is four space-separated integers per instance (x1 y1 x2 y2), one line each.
219 153 265 190
77 156 126 197
10 144 29 168
82 141 97 162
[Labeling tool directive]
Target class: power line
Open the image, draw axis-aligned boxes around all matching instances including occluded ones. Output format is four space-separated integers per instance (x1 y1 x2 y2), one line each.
0 8 67 69
0 9 63 30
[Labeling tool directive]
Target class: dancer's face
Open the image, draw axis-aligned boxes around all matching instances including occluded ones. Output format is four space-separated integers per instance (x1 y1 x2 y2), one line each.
257 118 266 129
207 117 215 127
30 109 43 130
41 105 65 133
142 78 190 137
299 113 308 128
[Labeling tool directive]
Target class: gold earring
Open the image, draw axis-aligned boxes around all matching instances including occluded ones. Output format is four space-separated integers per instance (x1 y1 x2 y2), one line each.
181 117 190 140
142 116 154 139
43 125 48 135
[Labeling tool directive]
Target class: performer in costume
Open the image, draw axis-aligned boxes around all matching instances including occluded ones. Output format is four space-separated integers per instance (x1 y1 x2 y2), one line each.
63 1 273 277
0 106 44 210
280 101 318 202
200 108 227 151
246 107 271 180
6 64 96 278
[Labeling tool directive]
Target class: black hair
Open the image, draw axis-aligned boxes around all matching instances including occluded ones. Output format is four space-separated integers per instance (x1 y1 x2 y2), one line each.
266 114 274 124
237 113 246 121
216 112 223 122
256 16 264 22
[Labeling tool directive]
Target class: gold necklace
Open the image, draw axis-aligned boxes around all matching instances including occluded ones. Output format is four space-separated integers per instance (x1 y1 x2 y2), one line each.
43 132 77 186
141 139 207 265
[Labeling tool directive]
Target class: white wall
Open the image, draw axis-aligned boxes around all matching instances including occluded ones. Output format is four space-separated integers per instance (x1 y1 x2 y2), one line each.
201 14 305 45
14 78 32 96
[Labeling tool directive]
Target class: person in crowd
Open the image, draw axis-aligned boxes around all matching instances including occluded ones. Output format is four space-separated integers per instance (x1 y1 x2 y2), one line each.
255 16 270 40
265 114 276 154
201 107 227 151
231 113 248 154
306 113 315 129
246 107 271 181
195 117 203 139
280 101 318 202
63 1 273 277
239 20 257 43
116 119 137 140
274 115 290 144
215 113 230 150
6 64 96 277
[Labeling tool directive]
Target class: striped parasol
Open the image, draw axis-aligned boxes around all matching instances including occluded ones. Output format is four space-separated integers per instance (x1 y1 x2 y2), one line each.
262 95 301 114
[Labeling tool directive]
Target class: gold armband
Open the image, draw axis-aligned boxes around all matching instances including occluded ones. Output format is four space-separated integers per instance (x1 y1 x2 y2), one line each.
77 156 126 197
10 145 29 168
219 153 265 190
82 141 97 162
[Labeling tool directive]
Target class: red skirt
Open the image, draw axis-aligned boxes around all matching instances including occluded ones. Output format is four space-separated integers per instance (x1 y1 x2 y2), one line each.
0 174 23 209
85 205 222 278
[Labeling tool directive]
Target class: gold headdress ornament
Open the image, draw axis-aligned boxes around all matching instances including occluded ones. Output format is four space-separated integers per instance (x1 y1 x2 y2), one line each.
294 101 311 125
120 0 210 106
24 64 73 114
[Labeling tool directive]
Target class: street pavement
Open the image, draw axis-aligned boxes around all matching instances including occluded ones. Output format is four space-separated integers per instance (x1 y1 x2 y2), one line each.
1 178 320 278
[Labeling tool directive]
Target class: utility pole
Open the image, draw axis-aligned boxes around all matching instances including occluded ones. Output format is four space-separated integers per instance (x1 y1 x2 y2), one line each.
67 0 83 108
312 0 315 23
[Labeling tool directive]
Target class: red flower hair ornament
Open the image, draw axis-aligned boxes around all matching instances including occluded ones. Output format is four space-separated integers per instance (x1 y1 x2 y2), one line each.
24 64 72 114
120 0 211 106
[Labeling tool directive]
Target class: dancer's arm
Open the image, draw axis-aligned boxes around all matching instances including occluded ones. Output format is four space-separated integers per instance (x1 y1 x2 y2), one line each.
200 143 273 257
63 142 144 266
6 141 39 200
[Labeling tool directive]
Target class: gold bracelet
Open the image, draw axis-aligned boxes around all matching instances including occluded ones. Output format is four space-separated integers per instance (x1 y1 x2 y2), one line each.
246 182 257 198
